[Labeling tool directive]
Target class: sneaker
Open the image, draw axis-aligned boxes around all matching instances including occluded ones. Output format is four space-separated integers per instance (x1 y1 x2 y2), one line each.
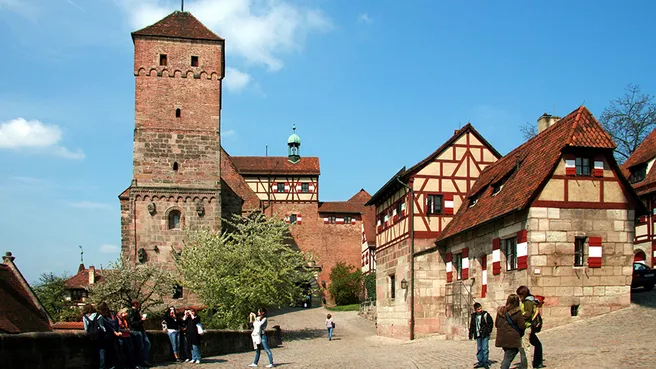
265 365 275 368
185 359 191 362
195 360 201 364
248 364 258 367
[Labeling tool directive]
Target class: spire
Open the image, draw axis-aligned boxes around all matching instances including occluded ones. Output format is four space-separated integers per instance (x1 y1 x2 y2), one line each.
287 125 301 164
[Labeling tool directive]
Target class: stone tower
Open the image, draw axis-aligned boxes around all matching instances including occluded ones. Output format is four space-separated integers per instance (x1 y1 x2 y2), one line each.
119 11 225 276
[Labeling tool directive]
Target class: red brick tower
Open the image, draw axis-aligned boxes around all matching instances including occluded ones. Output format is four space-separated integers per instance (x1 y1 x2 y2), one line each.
119 11 225 285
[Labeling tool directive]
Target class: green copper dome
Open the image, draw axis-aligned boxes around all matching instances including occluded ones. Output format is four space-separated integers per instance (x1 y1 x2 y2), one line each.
288 125 301 145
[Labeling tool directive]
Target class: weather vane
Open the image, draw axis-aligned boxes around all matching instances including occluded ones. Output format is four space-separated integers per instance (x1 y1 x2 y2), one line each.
79 245 84 264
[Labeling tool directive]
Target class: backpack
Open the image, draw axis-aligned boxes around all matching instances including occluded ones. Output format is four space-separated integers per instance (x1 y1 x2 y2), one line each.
84 314 103 341
531 295 544 333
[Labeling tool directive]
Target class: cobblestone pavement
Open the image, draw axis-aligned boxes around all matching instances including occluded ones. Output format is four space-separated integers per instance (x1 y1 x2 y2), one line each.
158 289 656 369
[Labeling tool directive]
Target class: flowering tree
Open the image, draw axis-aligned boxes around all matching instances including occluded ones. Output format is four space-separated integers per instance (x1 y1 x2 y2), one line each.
176 212 316 328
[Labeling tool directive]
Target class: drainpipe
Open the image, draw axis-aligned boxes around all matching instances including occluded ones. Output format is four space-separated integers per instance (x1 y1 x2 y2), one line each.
396 177 415 340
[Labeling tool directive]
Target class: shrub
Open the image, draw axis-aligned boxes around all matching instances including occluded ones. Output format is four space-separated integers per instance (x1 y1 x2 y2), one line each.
364 272 376 300
328 262 363 306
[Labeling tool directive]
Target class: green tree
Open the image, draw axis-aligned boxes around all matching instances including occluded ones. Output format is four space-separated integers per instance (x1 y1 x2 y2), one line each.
329 262 364 306
176 212 315 329
32 272 70 321
88 257 176 312
364 272 376 300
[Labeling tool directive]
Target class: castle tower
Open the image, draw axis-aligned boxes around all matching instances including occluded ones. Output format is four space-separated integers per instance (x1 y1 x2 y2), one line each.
119 11 225 282
287 125 301 164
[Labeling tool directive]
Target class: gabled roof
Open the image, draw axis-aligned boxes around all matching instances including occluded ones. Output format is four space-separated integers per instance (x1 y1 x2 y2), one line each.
622 128 656 196
0 252 53 333
221 148 261 211
132 11 223 42
348 189 371 203
367 123 500 206
231 156 320 175
318 202 365 214
64 267 102 290
439 106 623 241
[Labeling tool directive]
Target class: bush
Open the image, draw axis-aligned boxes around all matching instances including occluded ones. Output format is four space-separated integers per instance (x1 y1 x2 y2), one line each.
328 262 363 306
326 304 360 312
364 272 376 300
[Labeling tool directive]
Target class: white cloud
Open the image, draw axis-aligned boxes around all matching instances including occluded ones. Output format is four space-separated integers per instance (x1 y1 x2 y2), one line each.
99 244 120 254
225 67 252 92
358 13 373 25
69 201 113 210
223 129 237 139
118 0 332 72
0 118 84 159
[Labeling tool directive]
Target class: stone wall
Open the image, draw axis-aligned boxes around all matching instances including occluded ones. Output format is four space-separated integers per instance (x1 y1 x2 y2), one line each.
0 328 281 369
375 237 412 339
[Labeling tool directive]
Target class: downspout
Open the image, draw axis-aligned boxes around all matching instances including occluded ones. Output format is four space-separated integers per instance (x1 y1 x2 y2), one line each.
396 177 414 340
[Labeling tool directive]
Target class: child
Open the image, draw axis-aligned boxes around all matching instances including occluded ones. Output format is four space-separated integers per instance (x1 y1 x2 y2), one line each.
468 302 494 368
326 314 335 341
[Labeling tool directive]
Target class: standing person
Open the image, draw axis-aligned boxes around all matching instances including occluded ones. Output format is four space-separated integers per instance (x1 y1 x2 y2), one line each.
117 308 138 369
469 302 494 368
181 308 193 362
82 304 107 369
517 286 544 369
97 302 123 369
325 314 335 341
248 308 275 368
164 306 182 362
495 294 525 369
183 308 202 364
128 300 152 367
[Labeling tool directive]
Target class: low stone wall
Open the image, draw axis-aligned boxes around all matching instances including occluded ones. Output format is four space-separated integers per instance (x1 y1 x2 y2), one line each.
0 327 282 369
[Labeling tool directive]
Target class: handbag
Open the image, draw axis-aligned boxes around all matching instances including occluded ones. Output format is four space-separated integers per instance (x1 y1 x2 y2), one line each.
505 312 524 337
196 323 204 335
331 321 335 328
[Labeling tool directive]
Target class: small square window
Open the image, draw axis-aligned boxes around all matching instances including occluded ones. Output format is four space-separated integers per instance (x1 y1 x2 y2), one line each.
576 157 591 176
454 253 463 280
575 237 585 267
191 56 199 67
344 216 352 224
505 237 517 271
277 183 286 193
427 194 443 215
160 54 168 66
301 183 309 193
396 201 403 218
290 214 298 224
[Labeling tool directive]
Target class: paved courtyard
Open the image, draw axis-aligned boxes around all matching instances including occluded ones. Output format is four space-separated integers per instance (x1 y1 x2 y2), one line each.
159 289 656 369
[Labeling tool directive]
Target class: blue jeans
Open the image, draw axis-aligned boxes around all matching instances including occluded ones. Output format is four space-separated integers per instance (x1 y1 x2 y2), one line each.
167 330 180 355
131 330 151 364
191 344 201 361
254 334 273 365
98 347 105 369
476 336 490 365
327 327 334 340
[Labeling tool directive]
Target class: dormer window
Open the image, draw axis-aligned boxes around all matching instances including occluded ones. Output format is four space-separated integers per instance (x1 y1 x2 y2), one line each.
469 195 479 207
191 56 199 67
159 54 168 66
492 182 502 196
575 157 591 176
629 164 647 183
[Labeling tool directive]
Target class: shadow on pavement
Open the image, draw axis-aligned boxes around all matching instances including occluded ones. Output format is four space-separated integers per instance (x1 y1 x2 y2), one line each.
281 328 326 342
631 288 656 308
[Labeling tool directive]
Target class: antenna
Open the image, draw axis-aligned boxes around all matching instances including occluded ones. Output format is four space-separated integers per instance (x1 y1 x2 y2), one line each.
181 0 184 11
79 245 84 264
266 144 268 157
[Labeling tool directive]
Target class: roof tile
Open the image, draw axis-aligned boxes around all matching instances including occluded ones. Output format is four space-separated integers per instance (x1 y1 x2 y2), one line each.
231 156 320 175
132 11 223 42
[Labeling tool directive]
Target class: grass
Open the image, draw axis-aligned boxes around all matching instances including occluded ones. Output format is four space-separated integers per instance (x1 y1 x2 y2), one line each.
326 303 360 311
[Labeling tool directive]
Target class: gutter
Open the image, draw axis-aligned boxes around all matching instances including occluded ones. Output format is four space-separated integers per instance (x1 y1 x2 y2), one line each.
395 177 415 340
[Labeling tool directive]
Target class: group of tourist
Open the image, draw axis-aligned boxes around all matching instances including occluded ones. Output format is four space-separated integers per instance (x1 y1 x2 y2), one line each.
82 300 153 369
469 286 545 369
82 300 204 368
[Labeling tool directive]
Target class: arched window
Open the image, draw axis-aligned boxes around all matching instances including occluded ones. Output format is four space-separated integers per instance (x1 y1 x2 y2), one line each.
173 162 179 171
175 108 181 118
168 210 181 230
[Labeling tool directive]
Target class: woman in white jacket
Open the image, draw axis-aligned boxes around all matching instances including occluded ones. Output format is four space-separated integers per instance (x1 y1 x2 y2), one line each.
249 308 275 368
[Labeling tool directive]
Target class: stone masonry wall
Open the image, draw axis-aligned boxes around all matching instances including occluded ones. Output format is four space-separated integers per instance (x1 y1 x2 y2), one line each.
375 237 411 339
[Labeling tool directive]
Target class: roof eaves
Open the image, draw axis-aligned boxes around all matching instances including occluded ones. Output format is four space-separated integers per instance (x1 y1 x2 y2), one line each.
366 167 406 206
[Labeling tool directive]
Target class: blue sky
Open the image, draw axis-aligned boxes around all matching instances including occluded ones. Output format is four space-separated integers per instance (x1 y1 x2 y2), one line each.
1 0 655 283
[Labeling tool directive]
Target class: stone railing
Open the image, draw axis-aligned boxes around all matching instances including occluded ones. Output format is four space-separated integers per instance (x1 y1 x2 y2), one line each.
0 326 282 369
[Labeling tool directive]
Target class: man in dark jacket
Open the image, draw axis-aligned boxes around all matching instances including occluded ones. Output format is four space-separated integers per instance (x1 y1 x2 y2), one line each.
469 302 494 368
128 300 152 367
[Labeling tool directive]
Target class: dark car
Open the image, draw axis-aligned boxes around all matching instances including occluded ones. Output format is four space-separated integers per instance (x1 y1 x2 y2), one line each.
632 262 656 290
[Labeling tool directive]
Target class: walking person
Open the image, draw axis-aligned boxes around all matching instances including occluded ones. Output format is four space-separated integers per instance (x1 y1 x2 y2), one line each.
128 300 152 367
326 314 335 341
495 294 525 369
164 306 182 362
248 308 275 368
183 308 202 364
469 302 493 368
83 304 107 369
517 286 544 368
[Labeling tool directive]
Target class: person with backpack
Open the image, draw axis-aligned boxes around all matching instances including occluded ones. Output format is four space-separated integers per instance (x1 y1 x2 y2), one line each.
326 313 335 341
469 302 494 368
128 300 152 367
495 294 525 369
83 304 107 369
98 302 124 369
517 286 544 368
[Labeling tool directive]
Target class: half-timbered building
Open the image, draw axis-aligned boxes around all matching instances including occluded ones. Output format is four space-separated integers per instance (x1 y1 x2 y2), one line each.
622 128 656 266
366 124 501 339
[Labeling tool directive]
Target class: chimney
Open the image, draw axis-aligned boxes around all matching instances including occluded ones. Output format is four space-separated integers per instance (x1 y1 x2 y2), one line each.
78 263 85 273
3 251 15 264
88 266 96 285
537 113 561 133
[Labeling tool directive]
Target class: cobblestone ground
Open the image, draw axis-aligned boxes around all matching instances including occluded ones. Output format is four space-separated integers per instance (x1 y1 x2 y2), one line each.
159 289 656 369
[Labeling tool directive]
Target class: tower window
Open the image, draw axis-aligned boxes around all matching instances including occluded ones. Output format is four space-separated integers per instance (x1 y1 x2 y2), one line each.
175 108 181 118
173 162 179 171
168 210 181 230
159 54 167 66
191 56 199 67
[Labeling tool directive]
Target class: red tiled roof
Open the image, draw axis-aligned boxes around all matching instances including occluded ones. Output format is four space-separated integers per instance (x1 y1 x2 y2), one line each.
348 189 372 203
64 268 102 289
52 321 84 331
0 259 53 333
132 11 223 42
439 106 621 241
221 148 262 211
231 156 320 175
367 124 501 206
622 128 656 196
318 202 365 214
363 205 376 246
